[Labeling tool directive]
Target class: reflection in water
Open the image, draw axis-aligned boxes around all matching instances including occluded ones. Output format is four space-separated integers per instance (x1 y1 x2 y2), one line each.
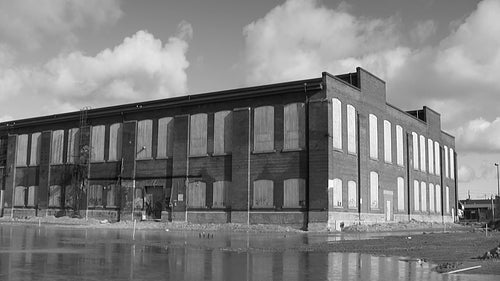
0 225 494 281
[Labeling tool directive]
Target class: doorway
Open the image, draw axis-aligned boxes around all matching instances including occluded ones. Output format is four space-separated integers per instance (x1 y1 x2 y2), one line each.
145 186 163 220
383 190 394 222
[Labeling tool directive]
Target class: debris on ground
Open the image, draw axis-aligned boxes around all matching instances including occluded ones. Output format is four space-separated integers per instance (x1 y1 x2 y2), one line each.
434 262 462 273
479 242 500 260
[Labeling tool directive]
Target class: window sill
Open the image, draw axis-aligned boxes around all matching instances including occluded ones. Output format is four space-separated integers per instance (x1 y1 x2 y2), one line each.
89 160 106 164
252 150 276 154
135 158 153 161
369 157 379 161
281 148 304 153
347 152 357 156
212 153 231 157
188 154 209 158
332 148 343 153
333 206 343 209
251 206 275 209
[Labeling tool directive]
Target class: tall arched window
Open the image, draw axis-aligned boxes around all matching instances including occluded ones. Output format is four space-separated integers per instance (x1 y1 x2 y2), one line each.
370 172 379 209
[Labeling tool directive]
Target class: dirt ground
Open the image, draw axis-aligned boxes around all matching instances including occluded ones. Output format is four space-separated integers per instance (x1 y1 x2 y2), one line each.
1 216 499 275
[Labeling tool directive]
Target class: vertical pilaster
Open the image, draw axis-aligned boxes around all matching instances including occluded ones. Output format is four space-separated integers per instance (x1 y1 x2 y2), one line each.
171 115 188 221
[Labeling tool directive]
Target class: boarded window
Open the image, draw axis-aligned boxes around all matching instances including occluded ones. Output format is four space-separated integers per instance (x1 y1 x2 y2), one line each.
91 126 105 162
397 177 404 211
254 106 274 152
88 185 103 207
284 103 305 150
253 179 273 208
450 148 455 179
428 139 434 174
65 185 75 208
16 134 28 167
429 183 435 212
108 123 122 161
383 120 392 163
134 188 144 209
348 180 357 209
157 117 174 158
48 185 61 207
420 182 427 212
50 130 64 164
136 120 153 159
369 114 378 159
434 142 440 175
347 104 356 154
214 111 233 154
370 172 378 209
436 185 442 213
66 128 79 164
444 145 449 178
187 181 206 208
332 98 342 150
212 181 229 208
27 186 37 207
413 180 420 211
396 125 403 166
419 135 426 172
412 132 419 170
283 178 305 208
14 186 26 207
189 114 208 156
106 184 118 208
445 186 450 214
30 133 41 166
328 179 342 208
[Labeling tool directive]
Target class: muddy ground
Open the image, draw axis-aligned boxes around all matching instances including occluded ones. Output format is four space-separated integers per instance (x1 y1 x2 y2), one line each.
1 216 499 275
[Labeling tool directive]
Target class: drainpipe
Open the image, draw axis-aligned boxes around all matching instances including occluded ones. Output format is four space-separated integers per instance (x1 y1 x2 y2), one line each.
304 93 310 230
247 107 251 226
406 133 412 221
357 112 361 222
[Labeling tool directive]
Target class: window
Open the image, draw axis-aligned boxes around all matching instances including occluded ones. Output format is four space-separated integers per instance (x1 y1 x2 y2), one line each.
253 180 273 208
213 181 229 208
190 114 208 156
50 130 64 164
157 117 174 158
445 186 450 214
436 185 442 213
412 132 418 170
106 184 118 208
413 180 420 211
108 123 122 161
283 178 305 208
14 186 26 207
30 133 41 166
450 148 455 179
444 145 449 178
419 135 426 172
369 114 378 160
187 181 206 208
65 185 75 208
137 120 153 159
67 128 79 163
420 182 427 212
347 104 356 154
284 103 305 150
91 126 105 162
397 177 404 211
134 188 144 209
214 111 233 154
434 141 440 175
370 172 379 209
27 186 36 207
348 180 357 209
428 139 434 174
88 185 103 207
332 98 342 150
429 183 435 212
383 120 392 163
16 134 28 167
329 179 343 208
254 106 274 152
396 125 403 166
49 185 61 207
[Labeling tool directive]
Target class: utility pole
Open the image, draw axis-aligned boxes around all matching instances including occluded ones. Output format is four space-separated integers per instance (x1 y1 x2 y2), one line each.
495 163 499 197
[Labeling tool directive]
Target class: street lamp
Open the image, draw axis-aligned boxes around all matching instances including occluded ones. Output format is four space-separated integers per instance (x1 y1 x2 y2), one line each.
495 163 500 197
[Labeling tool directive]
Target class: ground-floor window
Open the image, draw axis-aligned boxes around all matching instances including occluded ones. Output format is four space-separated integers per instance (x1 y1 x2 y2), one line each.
370 172 379 209
187 181 206 208
429 184 435 212
397 177 404 211
27 186 37 207
348 180 357 209
253 180 273 208
283 178 305 208
212 181 229 208
88 185 103 207
328 178 343 209
420 182 427 212
49 185 62 207
413 180 420 211
436 185 442 213
14 186 26 207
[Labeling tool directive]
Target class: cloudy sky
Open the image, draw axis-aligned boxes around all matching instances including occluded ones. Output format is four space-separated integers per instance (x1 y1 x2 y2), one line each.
0 0 497 199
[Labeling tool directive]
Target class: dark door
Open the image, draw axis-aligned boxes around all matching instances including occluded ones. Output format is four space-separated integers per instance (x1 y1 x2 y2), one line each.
145 186 163 220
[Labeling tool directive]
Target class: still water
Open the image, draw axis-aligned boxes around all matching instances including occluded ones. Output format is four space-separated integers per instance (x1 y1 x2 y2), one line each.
0 224 495 281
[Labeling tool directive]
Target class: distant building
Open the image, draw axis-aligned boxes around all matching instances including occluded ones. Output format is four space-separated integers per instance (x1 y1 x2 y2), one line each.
459 197 500 222
0 67 458 230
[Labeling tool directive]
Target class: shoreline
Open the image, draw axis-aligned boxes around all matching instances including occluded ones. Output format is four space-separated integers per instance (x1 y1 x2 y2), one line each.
2 216 499 275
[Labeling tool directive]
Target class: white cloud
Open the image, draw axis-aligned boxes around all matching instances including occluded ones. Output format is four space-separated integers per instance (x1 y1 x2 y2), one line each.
243 0 410 84
410 20 436 44
458 165 476 183
0 0 122 50
454 117 500 153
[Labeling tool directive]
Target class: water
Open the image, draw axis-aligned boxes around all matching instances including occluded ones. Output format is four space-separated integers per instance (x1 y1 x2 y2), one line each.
0 224 495 281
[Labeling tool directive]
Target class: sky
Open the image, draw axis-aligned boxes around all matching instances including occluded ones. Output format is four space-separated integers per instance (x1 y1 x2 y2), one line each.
0 0 498 199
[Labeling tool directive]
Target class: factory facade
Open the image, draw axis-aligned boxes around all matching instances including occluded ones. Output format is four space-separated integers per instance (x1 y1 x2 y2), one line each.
0 68 458 230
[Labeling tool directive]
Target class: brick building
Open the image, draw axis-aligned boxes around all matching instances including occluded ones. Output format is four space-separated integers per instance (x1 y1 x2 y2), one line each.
0 67 458 230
